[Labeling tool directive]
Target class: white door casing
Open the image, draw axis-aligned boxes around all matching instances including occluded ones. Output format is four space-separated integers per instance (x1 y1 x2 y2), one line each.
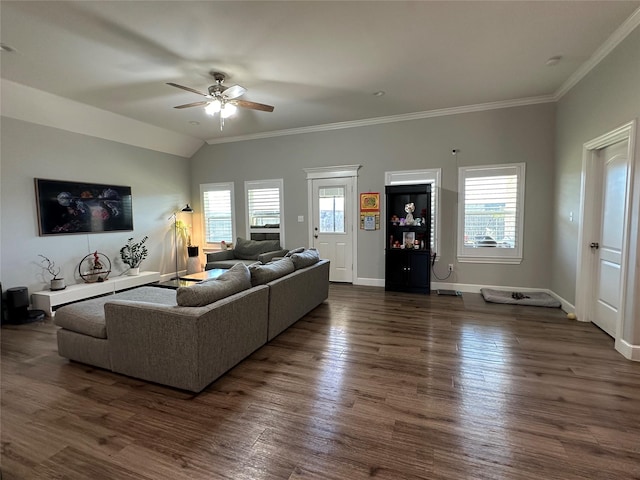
305 165 360 283
576 121 636 356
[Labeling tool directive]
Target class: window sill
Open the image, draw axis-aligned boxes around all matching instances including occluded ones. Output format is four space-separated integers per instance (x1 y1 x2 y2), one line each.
457 255 522 265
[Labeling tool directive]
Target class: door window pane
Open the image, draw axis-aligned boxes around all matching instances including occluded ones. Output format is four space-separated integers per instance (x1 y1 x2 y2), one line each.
319 187 345 233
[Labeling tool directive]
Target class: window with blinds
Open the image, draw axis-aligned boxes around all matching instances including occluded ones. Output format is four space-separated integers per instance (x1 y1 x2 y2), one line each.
457 163 525 264
201 182 235 245
245 179 283 242
385 169 440 257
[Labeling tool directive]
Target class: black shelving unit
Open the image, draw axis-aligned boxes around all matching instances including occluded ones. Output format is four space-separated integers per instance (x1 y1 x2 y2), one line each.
385 184 432 293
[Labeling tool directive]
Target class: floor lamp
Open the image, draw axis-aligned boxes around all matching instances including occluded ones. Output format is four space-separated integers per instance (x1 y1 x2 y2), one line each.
169 204 193 281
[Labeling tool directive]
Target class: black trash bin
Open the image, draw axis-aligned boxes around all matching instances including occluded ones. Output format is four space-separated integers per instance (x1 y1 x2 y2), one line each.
5 287 45 324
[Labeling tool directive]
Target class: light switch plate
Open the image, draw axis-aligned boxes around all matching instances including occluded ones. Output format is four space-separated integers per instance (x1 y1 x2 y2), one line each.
298 215 304 222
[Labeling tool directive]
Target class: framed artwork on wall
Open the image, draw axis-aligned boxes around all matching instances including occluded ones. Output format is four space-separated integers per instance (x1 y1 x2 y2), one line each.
360 192 380 212
359 192 380 230
35 178 133 235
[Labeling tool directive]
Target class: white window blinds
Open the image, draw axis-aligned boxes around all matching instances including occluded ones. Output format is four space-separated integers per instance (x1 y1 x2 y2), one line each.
245 179 284 243
457 163 525 264
248 187 280 227
201 182 234 244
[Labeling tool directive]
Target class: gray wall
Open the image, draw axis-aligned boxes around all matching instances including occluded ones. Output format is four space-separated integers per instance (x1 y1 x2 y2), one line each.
191 102 556 288
0 118 191 297
553 26 640 342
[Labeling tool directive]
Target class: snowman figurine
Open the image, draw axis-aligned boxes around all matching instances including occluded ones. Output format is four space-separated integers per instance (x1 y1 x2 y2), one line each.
404 202 415 225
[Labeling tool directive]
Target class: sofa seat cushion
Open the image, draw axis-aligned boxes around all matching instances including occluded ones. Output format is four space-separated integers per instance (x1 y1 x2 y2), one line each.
54 286 176 338
234 237 282 260
290 248 320 270
249 258 295 286
207 259 261 269
177 263 251 307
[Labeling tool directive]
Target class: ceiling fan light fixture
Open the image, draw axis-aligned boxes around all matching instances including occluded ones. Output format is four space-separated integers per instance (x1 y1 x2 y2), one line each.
221 103 237 119
205 99 222 115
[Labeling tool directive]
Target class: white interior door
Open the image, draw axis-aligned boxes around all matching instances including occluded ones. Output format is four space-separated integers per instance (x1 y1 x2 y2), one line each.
591 140 629 337
311 177 353 283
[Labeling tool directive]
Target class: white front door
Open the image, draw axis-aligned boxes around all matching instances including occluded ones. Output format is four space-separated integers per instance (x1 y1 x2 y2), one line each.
311 177 354 283
591 139 629 337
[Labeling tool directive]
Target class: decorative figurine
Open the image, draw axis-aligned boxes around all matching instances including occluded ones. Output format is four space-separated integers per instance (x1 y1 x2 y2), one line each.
405 202 415 225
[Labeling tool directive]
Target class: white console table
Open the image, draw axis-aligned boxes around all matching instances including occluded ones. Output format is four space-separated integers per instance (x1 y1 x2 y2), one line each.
31 271 161 316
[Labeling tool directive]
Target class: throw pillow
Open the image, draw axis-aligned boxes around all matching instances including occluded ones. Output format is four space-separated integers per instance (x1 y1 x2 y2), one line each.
284 247 305 257
249 258 295 286
290 248 320 270
176 263 251 307
234 237 282 260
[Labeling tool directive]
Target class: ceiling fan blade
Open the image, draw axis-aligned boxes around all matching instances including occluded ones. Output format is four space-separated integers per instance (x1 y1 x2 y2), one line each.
174 100 209 109
166 82 208 97
222 84 247 100
233 99 275 112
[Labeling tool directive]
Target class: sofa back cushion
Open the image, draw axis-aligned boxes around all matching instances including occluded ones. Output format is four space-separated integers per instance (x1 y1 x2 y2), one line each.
284 247 305 257
234 237 281 260
249 258 295 286
176 263 251 307
290 248 320 270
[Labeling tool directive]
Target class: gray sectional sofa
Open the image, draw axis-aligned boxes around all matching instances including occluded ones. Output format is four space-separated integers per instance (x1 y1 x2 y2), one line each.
205 237 288 269
54 251 329 392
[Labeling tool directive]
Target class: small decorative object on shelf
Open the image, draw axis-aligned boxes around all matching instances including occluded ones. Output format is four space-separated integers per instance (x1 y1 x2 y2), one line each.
79 251 111 283
120 235 148 275
404 202 415 225
38 254 66 291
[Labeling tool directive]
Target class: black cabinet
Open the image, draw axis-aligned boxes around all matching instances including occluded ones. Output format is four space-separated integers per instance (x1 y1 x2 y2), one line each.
385 184 432 293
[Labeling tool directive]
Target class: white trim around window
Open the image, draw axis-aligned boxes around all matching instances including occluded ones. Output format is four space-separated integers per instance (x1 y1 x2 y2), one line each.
457 163 525 264
200 182 235 248
244 179 284 246
385 168 441 258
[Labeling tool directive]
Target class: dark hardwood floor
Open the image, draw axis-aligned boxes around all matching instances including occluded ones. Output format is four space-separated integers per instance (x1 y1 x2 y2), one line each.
2 284 640 479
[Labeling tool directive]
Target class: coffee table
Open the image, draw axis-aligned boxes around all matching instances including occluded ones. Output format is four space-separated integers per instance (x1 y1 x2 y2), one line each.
153 269 228 289
180 269 227 282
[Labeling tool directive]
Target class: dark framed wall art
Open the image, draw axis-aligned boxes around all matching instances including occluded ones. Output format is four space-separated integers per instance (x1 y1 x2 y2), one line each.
35 179 133 235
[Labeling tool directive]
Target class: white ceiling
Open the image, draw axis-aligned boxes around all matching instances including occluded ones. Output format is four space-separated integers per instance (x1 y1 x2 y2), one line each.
1 1 639 152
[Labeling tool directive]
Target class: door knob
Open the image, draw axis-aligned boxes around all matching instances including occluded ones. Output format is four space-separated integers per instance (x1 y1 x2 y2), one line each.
590 242 599 250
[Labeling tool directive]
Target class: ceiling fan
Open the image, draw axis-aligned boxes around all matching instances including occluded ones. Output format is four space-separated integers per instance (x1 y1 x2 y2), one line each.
167 72 274 130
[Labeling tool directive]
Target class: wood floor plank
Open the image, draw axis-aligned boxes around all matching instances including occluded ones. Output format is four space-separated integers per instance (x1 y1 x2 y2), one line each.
2 286 640 479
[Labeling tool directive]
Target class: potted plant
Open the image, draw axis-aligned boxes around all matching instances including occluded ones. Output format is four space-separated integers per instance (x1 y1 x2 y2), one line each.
120 236 148 275
187 236 199 258
39 254 66 291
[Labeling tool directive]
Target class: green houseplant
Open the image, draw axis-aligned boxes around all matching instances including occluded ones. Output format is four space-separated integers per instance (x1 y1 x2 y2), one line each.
120 236 148 275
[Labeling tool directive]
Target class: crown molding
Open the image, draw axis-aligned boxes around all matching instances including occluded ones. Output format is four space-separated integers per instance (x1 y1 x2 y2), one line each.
205 95 556 145
0 79 203 158
554 6 640 100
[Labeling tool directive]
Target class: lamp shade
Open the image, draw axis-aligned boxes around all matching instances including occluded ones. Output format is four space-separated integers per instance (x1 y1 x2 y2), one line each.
181 204 193 213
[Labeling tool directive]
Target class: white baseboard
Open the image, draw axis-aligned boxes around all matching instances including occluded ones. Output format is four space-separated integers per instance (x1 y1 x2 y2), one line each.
354 277 385 287
616 338 640 361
